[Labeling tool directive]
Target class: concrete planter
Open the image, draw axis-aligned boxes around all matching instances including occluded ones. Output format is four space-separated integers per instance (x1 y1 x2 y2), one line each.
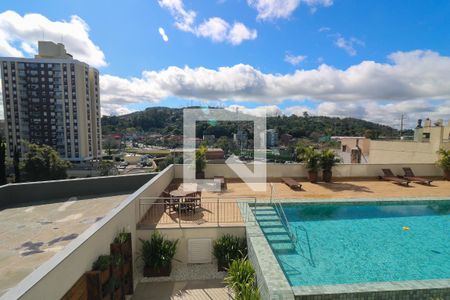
143 264 172 277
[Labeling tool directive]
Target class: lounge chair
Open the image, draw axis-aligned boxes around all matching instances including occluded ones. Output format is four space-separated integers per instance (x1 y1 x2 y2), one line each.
402 168 432 185
281 177 302 190
381 169 410 186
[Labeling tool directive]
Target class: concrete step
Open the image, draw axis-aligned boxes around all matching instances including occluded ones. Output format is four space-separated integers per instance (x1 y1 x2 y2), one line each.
258 220 283 228
270 242 295 251
266 234 291 243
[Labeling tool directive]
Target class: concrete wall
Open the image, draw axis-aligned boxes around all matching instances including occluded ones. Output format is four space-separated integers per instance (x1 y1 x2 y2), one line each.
0 173 156 209
174 163 443 179
369 140 439 164
2 166 175 300
136 226 245 268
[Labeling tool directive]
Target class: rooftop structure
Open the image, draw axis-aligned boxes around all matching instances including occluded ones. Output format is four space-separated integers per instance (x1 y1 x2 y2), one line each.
0 41 102 162
369 118 450 164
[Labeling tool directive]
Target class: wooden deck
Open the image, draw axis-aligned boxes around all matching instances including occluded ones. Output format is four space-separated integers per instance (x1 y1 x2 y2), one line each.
138 178 450 228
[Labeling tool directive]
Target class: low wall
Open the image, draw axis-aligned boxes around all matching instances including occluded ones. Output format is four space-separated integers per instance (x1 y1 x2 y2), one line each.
2 166 175 300
136 226 245 267
0 173 156 209
369 140 439 164
174 163 443 179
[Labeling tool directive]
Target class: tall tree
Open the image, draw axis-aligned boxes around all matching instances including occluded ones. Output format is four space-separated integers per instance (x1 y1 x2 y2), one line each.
0 137 6 185
13 146 21 183
21 144 71 182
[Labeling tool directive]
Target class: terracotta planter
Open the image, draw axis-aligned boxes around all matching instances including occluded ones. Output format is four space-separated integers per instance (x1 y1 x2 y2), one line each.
444 170 450 180
143 264 172 277
110 243 122 256
322 170 332 183
308 171 318 183
123 261 131 276
112 266 122 279
99 269 111 285
120 240 132 259
112 287 123 300
196 171 205 179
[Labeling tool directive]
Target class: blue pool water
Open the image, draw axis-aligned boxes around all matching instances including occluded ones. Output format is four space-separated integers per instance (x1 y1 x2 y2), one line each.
254 201 450 286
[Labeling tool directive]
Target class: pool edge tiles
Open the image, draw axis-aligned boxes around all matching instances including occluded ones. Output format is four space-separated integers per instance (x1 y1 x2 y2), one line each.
238 201 295 300
241 197 450 300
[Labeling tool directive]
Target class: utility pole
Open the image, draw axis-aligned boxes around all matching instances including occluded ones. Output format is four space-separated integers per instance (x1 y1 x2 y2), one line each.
400 114 404 139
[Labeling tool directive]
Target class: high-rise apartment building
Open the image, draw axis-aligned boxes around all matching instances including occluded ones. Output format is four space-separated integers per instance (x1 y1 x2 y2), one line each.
0 41 101 162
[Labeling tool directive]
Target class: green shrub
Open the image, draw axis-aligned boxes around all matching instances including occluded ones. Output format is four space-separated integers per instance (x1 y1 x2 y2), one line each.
92 255 111 271
437 148 450 172
114 228 130 244
140 231 178 270
224 258 260 300
319 149 340 171
213 234 247 270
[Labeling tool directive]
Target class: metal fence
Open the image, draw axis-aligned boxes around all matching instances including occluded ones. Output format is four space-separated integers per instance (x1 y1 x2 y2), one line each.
138 196 256 228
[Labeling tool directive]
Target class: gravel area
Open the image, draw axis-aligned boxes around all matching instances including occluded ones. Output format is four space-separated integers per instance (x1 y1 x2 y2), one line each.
140 261 226 283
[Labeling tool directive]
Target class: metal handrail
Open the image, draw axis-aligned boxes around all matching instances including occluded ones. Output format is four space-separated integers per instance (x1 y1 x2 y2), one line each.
273 199 297 244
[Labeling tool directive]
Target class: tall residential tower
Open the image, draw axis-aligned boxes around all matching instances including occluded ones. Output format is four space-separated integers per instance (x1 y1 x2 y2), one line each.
0 41 101 162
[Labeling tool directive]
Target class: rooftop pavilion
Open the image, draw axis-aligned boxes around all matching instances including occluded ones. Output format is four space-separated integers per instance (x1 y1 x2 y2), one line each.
0 163 449 299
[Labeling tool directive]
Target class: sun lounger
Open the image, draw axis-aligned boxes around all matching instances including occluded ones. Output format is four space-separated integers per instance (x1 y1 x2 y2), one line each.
402 167 432 185
381 169 410 186
281 177 302 190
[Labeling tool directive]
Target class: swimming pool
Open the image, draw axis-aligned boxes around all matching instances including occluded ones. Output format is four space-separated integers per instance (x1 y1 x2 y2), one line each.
254 200 450 288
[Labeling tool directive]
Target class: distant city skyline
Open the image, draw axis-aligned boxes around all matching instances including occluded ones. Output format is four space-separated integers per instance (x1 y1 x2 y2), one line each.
1 0 450 128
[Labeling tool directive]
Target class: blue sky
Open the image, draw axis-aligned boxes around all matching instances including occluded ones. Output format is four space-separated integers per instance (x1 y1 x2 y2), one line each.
1 0 450 128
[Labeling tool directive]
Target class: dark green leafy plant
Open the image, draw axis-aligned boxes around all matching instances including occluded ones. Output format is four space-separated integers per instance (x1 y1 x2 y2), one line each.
140 231 178 271
319 149 340 171
297 146 321 172
92 255 111 271
114 228 130 244
213 235 247 270
224 258 260 300
437 148 450 172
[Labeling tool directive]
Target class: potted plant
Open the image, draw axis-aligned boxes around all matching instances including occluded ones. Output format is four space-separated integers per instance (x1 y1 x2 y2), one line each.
297 146 321 183
195 145 207 179
224 258 261 300
437 148 450 180
111 255 123 280
113 229 132 259
92 255 112 285
213 235 247 271
320 149 340 183
140 231 178 277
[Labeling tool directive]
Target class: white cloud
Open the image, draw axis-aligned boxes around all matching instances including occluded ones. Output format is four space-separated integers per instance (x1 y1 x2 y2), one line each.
334 34 364 56
158 0 196 32
247 0 333 20
159 0 256 45
196 18 257 45
101 104 137 116
0 11 107 68
225 104 282 117
283 99 450 128
158 27 169 42
99 50 450 106
285 53 306 65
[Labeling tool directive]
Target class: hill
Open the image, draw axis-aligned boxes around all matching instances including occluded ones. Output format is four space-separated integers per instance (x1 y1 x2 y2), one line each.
101 107 401 140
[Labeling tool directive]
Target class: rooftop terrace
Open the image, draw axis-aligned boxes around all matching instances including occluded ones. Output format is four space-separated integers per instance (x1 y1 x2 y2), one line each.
138 178 450 228
0 193 130 296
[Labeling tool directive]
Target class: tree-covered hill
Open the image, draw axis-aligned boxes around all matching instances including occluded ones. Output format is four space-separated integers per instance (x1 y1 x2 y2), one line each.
101 107 400 140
